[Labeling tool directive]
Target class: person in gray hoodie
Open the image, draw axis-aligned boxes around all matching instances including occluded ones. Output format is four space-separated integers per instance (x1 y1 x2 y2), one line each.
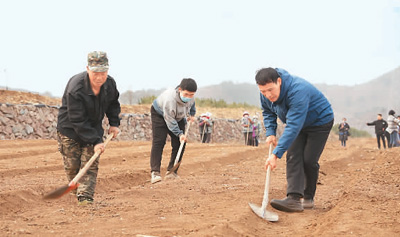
386 110 400 148
150 78 197 184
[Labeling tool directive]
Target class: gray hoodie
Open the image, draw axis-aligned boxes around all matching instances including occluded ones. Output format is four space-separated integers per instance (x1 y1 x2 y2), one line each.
152 88 196 137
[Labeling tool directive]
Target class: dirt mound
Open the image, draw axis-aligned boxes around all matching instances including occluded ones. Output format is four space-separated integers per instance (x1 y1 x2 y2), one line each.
1 137 399 236
0 90 61 106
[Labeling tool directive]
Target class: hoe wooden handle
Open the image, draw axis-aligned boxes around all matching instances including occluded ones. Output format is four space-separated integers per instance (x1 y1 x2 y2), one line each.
70 134 113 185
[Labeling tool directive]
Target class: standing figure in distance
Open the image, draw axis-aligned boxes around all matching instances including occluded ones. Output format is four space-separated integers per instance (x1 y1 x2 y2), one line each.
241 111 254 146
386 110 400 148
338 118 350 147
366 113 388 149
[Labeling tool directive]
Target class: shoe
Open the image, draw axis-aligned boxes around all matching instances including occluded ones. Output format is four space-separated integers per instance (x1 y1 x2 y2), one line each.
78 196 93 206
270 195 304 212
165 171 179 180
302 199 314 209
151 171 162 184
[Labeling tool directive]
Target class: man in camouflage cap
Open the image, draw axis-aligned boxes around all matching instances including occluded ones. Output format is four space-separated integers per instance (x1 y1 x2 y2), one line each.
57 51 121 205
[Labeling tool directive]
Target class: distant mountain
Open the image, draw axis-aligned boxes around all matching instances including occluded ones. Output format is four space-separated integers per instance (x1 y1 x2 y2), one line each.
120 66 400 133
195 81 260 106
119 81 261 106
120 88 164 105
315 66 400 134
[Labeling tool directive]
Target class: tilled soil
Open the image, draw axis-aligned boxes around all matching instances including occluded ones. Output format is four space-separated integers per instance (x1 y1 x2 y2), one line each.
1 137 399 236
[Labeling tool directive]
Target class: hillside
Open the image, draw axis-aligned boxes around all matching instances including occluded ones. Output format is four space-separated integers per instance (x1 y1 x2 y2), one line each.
315 66 400 133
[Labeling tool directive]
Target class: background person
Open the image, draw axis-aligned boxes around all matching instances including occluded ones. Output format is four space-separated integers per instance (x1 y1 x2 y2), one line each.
386 110 400 148
366 113 388 149
241 111 254 146
256 67 334 213
252 115 261 147
150 78 197 183
338 118 350 147
57 51 121 205
199 112 213 143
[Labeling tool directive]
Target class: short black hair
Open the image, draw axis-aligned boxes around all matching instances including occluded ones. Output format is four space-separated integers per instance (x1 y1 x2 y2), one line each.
389 110 396 116
179 78 197 92
377 113 382 117
255 67 280 85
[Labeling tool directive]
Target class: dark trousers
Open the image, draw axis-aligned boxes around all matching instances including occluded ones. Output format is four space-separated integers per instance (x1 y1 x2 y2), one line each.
201 133 211 143
254 136 259 146
376 133 386 149
150 106 186 173
243 132 254 146
286 120 333 200
385 131 391 148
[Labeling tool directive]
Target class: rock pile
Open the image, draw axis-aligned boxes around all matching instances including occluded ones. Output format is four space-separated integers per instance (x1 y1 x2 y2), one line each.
0 103 265 143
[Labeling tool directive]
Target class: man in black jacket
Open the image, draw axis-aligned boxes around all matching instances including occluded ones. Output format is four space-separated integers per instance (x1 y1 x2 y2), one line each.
367 113 388 149
57 51 121 205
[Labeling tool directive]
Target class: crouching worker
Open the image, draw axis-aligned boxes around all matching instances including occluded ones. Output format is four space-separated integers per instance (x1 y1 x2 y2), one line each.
150 78 197 184
256 67 334 212
57 51 121 205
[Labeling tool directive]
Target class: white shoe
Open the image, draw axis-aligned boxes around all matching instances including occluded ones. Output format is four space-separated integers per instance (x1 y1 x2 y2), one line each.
151 171 162 184
165 172 179 180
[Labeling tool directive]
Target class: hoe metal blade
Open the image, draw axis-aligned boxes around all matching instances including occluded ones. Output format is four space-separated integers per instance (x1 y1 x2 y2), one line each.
248 144 279 222
248 202 279 222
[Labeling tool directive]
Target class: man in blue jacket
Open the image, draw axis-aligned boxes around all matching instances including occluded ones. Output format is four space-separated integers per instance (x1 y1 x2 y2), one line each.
256 67 334 212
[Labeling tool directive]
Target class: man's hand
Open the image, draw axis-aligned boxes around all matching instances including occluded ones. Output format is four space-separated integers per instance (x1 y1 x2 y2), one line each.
265 135 278 170
187 116 195 123
94 143 105 155
109 126 120 138
179 134 187 142
266 135 277 147
265 153 278 170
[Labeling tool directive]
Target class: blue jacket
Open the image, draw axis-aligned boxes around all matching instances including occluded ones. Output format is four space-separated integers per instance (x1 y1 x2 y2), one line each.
261 68 334 158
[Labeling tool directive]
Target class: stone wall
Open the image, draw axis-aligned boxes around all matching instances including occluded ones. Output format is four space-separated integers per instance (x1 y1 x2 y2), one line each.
0 103 266 143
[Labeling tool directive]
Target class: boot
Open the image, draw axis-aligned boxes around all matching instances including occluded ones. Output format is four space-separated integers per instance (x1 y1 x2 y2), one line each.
270 194 304 212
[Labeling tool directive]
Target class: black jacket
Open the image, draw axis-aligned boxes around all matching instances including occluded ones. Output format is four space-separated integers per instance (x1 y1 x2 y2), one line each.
338 122 350 133
57 71 121 145
367 119 388 135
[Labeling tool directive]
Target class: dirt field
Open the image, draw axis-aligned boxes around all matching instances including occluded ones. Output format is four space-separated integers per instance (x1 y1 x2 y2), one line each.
1 136 399 237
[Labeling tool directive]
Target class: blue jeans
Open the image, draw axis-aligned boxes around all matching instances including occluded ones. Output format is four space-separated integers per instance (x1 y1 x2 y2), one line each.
390 131 399 147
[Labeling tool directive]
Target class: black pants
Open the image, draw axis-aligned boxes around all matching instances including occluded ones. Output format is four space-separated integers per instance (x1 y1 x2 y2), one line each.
385 131 391 148
201 133 211 143
243 132 254 146
286 120 333 200
376 133 386 149
150 106 186 173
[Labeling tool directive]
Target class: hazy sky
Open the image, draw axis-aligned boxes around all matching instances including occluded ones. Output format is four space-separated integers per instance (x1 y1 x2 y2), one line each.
0 0 399 97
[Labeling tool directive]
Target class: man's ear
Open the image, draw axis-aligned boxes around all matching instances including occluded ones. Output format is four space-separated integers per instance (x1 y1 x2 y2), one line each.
277 77 282 86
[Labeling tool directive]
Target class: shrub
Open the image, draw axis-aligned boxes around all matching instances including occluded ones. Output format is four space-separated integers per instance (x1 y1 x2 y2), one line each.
138 95 157 105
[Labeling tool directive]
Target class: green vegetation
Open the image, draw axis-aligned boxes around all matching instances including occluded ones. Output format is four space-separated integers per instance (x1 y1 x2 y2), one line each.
137 96 259 109
195 98 259 109
138 95 157 105
331 124 371 138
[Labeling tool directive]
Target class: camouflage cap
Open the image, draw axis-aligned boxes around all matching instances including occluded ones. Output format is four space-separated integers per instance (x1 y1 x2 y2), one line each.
87 51 109 72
